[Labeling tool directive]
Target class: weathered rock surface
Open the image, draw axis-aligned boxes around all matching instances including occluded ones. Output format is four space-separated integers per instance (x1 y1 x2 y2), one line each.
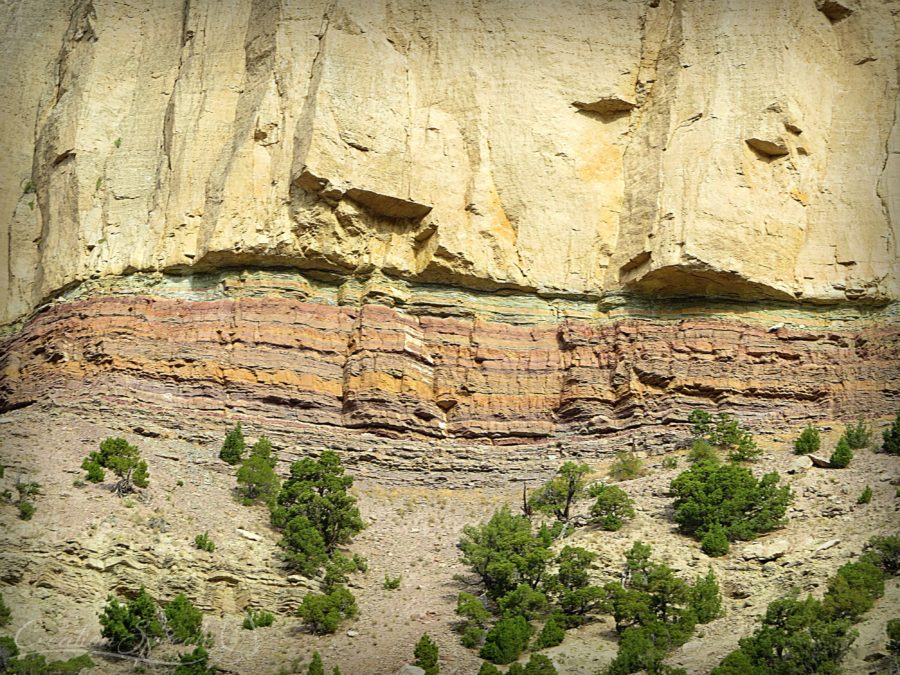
1 0 898 324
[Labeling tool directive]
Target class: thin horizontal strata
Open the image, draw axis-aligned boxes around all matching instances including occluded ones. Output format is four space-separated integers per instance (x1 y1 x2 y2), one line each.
6 269 898 339
1 284 897 453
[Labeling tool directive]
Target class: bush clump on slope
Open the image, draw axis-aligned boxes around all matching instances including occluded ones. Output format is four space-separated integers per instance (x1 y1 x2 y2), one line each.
793 424 820 455
219 423 245 465
669 461 792 556
588 484 636 531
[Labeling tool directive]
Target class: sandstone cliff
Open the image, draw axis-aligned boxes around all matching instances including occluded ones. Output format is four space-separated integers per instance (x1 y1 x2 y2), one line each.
2 0 898 325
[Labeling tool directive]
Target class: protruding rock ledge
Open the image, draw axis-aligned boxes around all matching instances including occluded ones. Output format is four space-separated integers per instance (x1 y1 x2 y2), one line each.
816 0 854 23
745 137 790 157
572 95 636 115
294 168 432 220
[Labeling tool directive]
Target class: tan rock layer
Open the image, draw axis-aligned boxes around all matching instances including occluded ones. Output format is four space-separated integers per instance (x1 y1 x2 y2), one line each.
2 0 898 323
2 293 897 466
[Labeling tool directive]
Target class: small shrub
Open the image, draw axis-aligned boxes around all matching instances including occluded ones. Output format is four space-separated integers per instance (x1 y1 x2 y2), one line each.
829 437 853 468
0 594 11 627
457 592 490 646
461 624 485 648
843 419 872 449
887 618 900 657
883 413 900 455
535 612 566 648
297 586 357 634
588 484 635 531
689 410 713 438
17 501 35 521
687 439 719 465
690 568 723 623
322 553 363 592
82 457 105 482
164 593 204 644
99 587 164 655
857 485 873 505
609 451 644 481
414 633 439 675
700 523 729 557
523 654 558 675
479 614 533 664
823 560 884 621
662 456 679 469
242 609 274 630
0 643 94 675
194 532 215 553
22 179 35 194
383 574 402 590
219 423 245 465
794 425 821 455
478 663 502 675
307 651 325 675
861 535 900 576
173 645 215 675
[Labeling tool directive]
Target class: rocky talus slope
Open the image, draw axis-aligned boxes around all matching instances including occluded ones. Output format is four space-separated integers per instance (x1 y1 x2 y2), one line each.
0 411 897 674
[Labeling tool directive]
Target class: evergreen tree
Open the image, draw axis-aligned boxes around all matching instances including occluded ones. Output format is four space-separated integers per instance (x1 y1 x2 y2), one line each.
829 436 853 468
690 568 722 623
528 462 591 522
523 654 558 675
793 425 820 455
0 594 10 627
459 505 554 600
236 436 280 506
272 451 363 555
98 587 163 655
173 646 216 675
670 462 791 551
219 423 246 465
883 413 900 455
164 593 204 644
86 437 149 495
843 419 872 449
479 615 533 664
307 651 325 675
588 484 635 531
414 633 440 675
535 612 566 648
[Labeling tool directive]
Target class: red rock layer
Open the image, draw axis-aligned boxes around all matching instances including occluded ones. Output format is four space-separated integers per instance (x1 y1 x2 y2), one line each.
1 294 897 463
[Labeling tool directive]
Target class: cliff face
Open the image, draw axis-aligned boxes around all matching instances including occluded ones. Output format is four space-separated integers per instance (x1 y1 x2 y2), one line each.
2 0 898 325
1 0 898 453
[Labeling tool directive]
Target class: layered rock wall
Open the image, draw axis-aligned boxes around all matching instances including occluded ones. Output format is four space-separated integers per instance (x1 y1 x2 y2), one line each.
2 0 898 325
2 272 897 470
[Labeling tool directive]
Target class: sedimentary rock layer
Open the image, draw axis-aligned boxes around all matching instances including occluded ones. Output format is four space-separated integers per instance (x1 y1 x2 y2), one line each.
2 0 898 324
2 272 897 468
